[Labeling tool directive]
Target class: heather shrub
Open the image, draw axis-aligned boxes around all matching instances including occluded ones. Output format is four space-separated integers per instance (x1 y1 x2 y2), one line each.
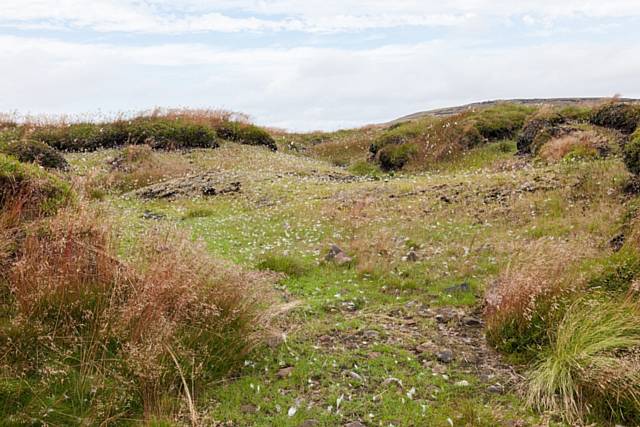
215 121 277 150
591 102 640 134
527 297 640 424
0 139 69 170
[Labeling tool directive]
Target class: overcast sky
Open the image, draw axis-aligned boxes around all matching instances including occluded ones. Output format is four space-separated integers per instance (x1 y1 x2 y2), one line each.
1 1 640 130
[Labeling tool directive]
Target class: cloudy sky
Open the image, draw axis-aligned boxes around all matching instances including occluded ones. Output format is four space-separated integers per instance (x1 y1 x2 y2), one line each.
1 1 640 130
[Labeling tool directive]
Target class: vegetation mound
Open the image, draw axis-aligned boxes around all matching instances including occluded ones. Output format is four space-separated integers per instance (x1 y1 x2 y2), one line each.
590 102 640 134
0 139 69 170
624 129 640 175
516 106 591 154
30 117 218 152
216 121 278 151
0 153 73 221
370 103 535 170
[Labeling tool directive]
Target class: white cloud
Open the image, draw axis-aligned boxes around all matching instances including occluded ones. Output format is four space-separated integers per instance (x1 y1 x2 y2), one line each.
0 35 638 130
2 0 639 34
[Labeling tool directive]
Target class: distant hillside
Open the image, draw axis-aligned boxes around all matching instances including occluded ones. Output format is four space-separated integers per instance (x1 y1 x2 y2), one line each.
388 97 640 124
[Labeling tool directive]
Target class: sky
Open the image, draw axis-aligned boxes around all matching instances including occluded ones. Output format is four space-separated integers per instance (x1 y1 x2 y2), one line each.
1 1 640 131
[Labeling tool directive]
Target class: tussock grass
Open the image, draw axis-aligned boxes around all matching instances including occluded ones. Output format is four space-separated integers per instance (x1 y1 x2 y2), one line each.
485 241 589 357
1 203 279 423
527 297 640 424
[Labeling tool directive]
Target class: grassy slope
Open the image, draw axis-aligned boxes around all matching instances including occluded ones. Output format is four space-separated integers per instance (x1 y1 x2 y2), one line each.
64 140 627 426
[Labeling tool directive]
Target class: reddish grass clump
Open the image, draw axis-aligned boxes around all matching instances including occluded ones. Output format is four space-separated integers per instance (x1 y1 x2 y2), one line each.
2 205 278 421
484 242 585 356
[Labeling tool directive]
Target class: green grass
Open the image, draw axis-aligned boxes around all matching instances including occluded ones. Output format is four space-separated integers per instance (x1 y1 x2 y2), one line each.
3 132 635 425
527 297 640 424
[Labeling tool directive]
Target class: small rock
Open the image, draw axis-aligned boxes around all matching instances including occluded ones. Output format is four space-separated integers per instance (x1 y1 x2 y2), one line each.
415 341 437 354
141 210 165 220
334 252 353 266
454 380 470 387
436 349 454 364
325 244 344 261
265 332 285 348
487 384 504 394
348 371 364 382
277 366 294 379
240 404 258 414
610 233 625 252
299 421 319 427
406 250 419 262
443 282 471 294
345 422 366 427
461 316 482 327
325 244 352 265
435 308 455 323
362 330 380 340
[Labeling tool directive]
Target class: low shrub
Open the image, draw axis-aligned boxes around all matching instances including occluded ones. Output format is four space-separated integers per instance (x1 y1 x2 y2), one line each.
587 247 640 292
0 139 69 170
624 130 640 175
591 102 640 134
369 121 425 156
527 297 640 424
216 122 277 150
377 142 418 171
348 160 382 177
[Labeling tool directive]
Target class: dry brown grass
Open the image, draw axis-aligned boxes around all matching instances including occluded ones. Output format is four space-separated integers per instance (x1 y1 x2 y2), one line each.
143 107 250 127
106 145 191 191
3 204 279 419
538 131 605 161
484 240 592 354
